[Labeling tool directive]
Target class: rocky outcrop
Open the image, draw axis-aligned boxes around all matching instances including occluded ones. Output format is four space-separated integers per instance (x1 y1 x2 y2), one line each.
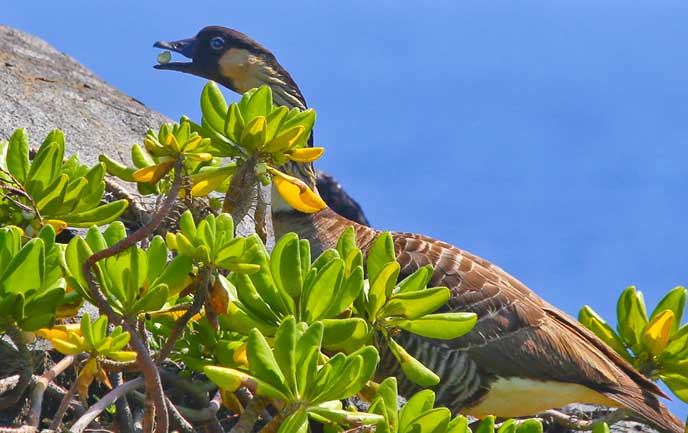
0 25 167 168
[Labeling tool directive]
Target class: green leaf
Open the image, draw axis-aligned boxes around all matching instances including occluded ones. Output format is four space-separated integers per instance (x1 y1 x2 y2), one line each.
650 286 686 333
447 416 470 433
375 377 398 432
323 266 364 319
243 86 273 123
277 408 308 433
387 337 439 386
617 286 648 348
591 422 610 433
131 284 169 314
265 105 289 143
247 328 292 398
271 233 303 298
219 302 278 336
407 408 451 433
37 174 69 215
389 313 477 340
399 389 435 431
303 259 344 322
516 419 543 433
321 318 371 351
308 407 384 427
26 141 61 198
204 365 289 401
368 261 400 319
475 416 495 433
224 103 244 143
235 273 280 323
378 287 450 320
99 154 136 182
274 317 298 396
7 128 29 182
279 108 316 148
398 265 434 293
62 200 128 227
367 232 396 283
201 82 228 134
0 238 44 294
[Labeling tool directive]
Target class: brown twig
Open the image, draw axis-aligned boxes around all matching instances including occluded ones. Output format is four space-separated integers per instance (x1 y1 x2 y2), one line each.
103 176 150 226
27 354 76 427
158 369 209 408
0 321 33 409
229 396 269 433
156 268 212 363
222 159 257 226
48 371 80 431
254 184 268 243
538 408 632 431
111 372 135 433
82 158 183 433
70 377 145 433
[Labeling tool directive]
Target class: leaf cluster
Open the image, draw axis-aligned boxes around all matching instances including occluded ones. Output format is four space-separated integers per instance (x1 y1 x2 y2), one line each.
579 285 688 401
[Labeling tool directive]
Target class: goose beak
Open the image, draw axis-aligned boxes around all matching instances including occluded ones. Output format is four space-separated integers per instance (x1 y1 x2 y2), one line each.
153 37 196 72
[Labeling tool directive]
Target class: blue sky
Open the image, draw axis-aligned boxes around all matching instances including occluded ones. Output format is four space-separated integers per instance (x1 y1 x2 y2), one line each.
7 0 688 417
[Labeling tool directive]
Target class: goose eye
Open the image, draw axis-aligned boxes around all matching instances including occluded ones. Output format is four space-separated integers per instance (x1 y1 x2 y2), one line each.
210 36 225 50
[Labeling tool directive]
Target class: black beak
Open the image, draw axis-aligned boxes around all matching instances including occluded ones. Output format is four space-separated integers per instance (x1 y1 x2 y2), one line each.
153 37 197 71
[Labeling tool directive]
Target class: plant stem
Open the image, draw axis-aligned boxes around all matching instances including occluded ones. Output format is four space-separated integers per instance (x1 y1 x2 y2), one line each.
229 396 268 433
82 158 183 433
222 159 257 226
27 354 75 427
70 377 145 433
156 268 212 363
48 371 79 431
538 408 632 431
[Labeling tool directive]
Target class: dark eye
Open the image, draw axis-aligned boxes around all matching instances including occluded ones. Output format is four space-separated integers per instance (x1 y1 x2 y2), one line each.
210 36 225 50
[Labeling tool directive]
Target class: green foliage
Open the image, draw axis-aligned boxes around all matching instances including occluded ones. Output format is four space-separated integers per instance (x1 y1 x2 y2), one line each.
38 313 135 361
165 210 257 273
205 317 383 433
64 222 193 315
579 285 688 401
0 128 127 232
100 120 219 195
0 224 65 331
219 228 476 386
368 378 543 433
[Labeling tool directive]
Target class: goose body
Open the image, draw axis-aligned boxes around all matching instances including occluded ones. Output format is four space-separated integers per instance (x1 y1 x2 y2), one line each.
154 26 684 432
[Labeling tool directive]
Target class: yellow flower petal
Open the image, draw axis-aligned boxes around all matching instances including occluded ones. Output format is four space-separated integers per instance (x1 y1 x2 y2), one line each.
286 147 324 163
165 134 181 153
133 161 175 183
50 338 83 355
186 152 213 161
270 168 326 213
643 309 674 356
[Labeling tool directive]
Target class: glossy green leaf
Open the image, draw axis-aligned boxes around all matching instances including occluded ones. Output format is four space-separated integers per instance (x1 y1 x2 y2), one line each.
303 259 344 321
247 328 292 398
398 264 434 293
591 422 610 433
516 419 542 433
62 200 128 228
650 286 686 333
617 287 648 348
379 287 450 320
475 416 495 433
399 389 435 431
390 313 477 340
368 232 396 283
368 261 400 319
271 233 303 298
200 82 228 134
321 318 370 351
7 128 29 182
277 408 308 433
387 337 439 386
308 407 384 427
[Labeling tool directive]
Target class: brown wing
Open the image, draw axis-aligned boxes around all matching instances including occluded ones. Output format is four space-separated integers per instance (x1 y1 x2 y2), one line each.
392 232 666 399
